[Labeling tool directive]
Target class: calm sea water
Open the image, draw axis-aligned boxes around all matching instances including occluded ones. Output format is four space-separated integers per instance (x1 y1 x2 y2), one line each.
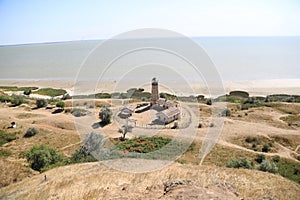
0 37 299 82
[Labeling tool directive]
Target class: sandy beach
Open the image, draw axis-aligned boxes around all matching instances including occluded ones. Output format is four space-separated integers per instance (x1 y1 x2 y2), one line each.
0 78 299 97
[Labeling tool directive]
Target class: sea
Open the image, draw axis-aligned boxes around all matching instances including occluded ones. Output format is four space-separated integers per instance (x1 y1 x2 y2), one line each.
0 37 299 96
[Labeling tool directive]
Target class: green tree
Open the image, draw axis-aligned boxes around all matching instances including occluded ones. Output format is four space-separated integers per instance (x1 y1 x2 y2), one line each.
206 98 212 105
26 145 65 172
99 106 112 125
221 108 231 117
24 127 37 138
56 101 65 109
36 99 48 108
23 89 31 96
70 146 97 163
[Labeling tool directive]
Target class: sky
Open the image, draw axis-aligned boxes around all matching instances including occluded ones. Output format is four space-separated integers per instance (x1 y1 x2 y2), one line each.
0 0 300 45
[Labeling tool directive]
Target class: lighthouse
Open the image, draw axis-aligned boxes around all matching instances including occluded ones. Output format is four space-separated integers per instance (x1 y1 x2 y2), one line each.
151 77 159 105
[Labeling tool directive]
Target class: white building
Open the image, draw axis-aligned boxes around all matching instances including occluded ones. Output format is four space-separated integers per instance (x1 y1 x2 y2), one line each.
156 107 181 124
119 104 137 118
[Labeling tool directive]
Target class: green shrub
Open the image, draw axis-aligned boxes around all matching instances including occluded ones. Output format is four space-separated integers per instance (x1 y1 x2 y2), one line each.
262 144 270 152
0 86 38 91
226 158 253 169
56 101 65 109
33 88 67 97
95 93 112 99
99 106 112 125
206 98 212 105
221 108 231 117
36 99 48 108
26 145 65 172
23 89 31 95
257 159 278 174
277 158 300 183
11 96 25 106
272 155 280 163
0 95 13 103
24 127 37 138
245 136 257 143
115 136 172 153
255 154 266 164
0 149 12 157
70 147 97 163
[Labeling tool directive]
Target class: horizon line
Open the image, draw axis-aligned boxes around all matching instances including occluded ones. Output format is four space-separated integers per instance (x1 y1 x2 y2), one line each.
1 35 300 47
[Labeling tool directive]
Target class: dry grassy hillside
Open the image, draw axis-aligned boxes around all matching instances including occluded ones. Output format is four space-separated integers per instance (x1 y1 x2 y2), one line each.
1 161 300 200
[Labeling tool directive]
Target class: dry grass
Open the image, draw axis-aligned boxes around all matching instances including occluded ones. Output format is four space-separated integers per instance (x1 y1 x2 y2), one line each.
0 161 299 200
15 113 44 119
280 114 300 127
269 102 300 115
0 159 36 188
270 135 300 151
0 100 300 199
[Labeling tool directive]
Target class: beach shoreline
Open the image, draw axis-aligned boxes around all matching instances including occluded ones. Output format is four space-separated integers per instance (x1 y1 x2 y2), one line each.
0 78 299 97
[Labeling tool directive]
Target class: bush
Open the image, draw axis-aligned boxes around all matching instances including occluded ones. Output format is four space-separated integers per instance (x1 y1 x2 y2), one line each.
226 158 253 169
11 96 25 106
26 145 65 172
36 99 48 108
56 101 65 109
255 154 266 164
99 106 112 125
206 98 212 105
257 159 278 174
33 88 67 97
71 108 87 117
262 144 270 152
115 136 172 153
198 123 202 128
70 146 97 163
0 95 13 103
272 155 280 163
221 108 231 117
95 93 112 99
0 149 12 157
277 158 300 183
23 89 31 95
245 136 257 143
24 127 37 138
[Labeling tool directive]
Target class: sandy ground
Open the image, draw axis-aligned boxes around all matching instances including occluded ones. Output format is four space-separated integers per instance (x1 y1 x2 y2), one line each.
0 81 300 199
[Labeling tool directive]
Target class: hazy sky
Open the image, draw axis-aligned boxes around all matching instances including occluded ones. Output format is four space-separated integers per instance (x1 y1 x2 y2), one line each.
1 0 300 45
